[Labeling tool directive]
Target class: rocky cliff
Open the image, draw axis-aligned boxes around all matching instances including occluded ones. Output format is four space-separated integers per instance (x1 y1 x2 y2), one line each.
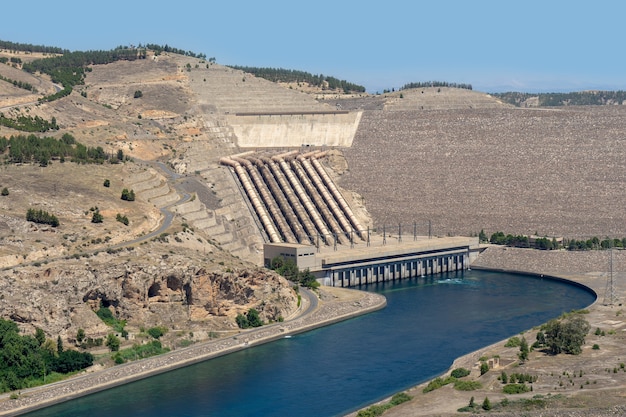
0 242 298 347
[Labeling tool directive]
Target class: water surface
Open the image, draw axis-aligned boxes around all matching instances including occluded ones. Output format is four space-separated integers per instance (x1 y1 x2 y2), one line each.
25 270 595 417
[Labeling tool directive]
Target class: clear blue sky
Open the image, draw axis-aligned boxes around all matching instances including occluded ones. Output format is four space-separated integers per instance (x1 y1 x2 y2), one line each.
3 0 625 93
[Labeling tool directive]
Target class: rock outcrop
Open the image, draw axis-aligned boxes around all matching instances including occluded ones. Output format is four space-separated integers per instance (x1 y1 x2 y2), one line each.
0 244 298 345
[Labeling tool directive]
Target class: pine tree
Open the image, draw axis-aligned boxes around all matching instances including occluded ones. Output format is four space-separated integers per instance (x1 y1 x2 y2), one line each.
519 336 529 362
482 397 491 411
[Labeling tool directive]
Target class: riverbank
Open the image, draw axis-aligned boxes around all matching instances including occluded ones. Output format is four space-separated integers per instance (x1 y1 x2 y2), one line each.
356 246 626 417
0 286 386 416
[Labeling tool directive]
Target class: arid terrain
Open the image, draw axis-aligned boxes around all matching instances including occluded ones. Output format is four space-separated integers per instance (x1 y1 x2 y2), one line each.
1 46 626 416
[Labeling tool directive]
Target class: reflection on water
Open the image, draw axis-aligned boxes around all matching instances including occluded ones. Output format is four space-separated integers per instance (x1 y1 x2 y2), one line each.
25 270 595 417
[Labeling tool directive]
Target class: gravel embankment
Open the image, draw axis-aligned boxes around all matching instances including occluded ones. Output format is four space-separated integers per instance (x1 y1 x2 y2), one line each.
341 106 626 239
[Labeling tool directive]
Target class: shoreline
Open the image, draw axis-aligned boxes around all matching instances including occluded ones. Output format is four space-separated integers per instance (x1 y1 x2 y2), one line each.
343 265 601 417
0 287 386 416
348 247 626 417
1 247 617 417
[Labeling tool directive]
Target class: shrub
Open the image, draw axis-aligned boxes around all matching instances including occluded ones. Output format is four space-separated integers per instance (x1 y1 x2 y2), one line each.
389 392 412 405
116 213 129 225
121 188 135 201
236 313 249 329
423 376 455 393
91 210 103 223
147 326 168 339
356 404 387 417
236 308 263 329
454 380 482 391
134 90 143 98
457 396 479 412
480 362 489 375
1 187 8 196
103 179 110 187
592 344 600 350
106 333 120 352
451 367 471 378
503 383 530 394
504 336 521 347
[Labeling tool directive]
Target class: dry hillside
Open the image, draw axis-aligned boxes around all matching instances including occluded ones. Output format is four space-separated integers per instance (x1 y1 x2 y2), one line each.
2 47 626 417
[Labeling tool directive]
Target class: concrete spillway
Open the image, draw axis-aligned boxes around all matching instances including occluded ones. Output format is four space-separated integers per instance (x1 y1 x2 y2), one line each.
221 151 365 247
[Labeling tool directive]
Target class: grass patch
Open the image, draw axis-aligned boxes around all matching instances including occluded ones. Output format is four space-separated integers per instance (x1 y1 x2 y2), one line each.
454 380 482 391
503 383 531 394
111 340 170 364
423 376 455 393
356 392 412 417
504 336 522 347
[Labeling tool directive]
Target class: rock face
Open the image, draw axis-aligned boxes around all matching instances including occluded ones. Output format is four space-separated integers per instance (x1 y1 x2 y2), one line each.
0 245 298 344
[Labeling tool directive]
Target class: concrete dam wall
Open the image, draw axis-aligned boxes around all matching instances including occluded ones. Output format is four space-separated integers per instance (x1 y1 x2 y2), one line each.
226 111 362 148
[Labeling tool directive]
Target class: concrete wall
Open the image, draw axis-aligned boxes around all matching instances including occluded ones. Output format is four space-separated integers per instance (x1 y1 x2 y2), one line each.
227 112 362 148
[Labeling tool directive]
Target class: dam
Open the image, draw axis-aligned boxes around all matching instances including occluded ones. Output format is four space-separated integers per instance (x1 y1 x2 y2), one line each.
203 65 480 285
220 149 479 287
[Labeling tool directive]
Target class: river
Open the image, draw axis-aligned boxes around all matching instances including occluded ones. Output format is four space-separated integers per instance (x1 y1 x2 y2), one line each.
24 269 595 417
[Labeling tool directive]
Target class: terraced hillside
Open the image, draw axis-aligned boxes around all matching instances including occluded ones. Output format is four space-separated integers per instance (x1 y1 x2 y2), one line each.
384 87 508 111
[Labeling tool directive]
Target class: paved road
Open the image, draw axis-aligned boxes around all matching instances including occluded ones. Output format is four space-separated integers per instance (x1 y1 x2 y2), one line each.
110 161 189 249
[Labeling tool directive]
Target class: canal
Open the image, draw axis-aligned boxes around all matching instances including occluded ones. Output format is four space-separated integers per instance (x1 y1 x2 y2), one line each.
24 269 595 417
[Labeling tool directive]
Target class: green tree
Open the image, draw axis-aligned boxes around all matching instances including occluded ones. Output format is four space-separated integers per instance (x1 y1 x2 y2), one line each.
518 336 529 362
1 187 8 196
134 90 143 98
246 308 263 328
56 335 64 354
35 328 46 346
451 368 470 378
26 208 59 227
536 331 546 346
106 333 120 352
91 210 103 223
480 362 489 375
235 313 249 329
147 326 167 339
103 179 110 187
121 188 135 201
482 397 492 411
76 328 85 344
544 314 590 355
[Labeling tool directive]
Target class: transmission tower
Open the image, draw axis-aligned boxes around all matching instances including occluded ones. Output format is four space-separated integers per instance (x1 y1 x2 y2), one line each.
603 246 618 305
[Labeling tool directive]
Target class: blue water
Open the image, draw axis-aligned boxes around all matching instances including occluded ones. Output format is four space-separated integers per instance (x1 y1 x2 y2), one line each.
24 270 595 417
